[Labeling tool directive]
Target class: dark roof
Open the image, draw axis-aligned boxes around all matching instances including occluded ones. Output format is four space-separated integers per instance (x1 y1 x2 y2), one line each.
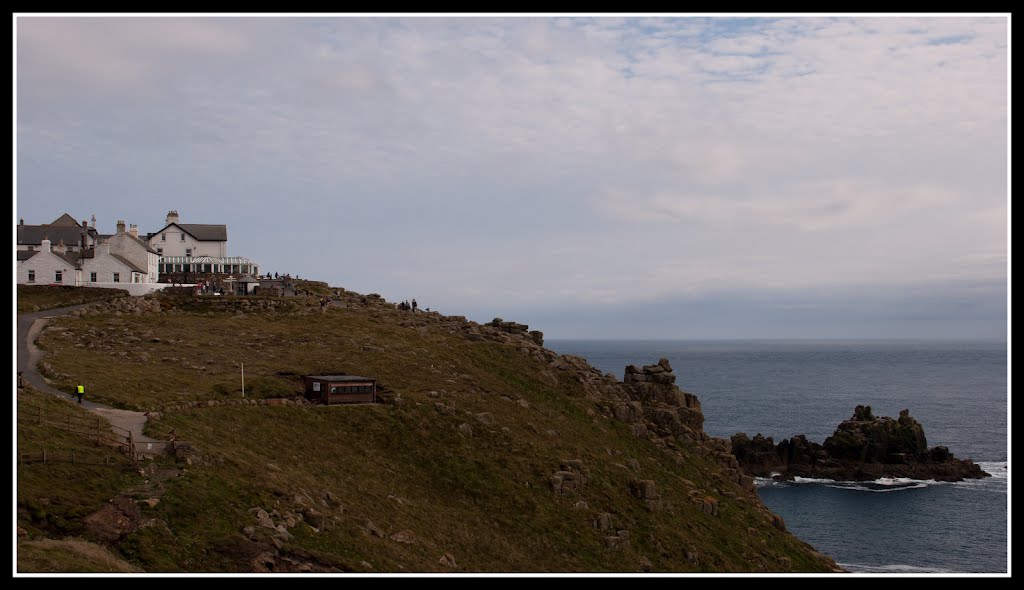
147 222 227 242
109 253 147 274
17 225 88 247
238 274 259 283
306 375 375 382
53 251 82 269
50 213 81 226
18 248 81 268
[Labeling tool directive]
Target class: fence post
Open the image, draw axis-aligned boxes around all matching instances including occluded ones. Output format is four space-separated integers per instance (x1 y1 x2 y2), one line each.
37 405 41 425
42 449 46 463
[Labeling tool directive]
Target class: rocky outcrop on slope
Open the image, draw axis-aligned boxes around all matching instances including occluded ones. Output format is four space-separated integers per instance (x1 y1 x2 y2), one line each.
730 405 990 482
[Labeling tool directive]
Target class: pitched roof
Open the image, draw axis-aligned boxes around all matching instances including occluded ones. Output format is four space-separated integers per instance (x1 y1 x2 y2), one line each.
53 251 82 269
50 213 82 226
17 225 87 247
147 222 227 242
179 224 227 241
17 248 82 268
109 253 147 274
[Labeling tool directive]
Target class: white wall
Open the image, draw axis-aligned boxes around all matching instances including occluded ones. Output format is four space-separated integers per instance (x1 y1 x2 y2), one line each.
17 252 81 286
81 249 134 286
149 225 225 258
107 233 158 281
85 282 175 296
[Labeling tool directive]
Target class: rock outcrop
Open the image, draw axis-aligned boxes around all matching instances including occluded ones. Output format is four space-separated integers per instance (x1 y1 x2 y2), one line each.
730 405 989 482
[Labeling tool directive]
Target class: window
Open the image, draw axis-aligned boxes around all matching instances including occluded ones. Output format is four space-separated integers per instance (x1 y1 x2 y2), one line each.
27 246 34 251
90 272 97 283
157 248 163 255
113 272 120 283
186 248 192 257
28 270 35 282
161 233 166 241
55 270 62 282
181 233 186 242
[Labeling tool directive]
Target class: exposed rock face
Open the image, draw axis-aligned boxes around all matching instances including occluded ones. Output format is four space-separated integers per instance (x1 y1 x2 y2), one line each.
731 406 989 482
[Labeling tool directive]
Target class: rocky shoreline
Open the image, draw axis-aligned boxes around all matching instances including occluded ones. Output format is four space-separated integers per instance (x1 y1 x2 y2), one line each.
730 405 990 482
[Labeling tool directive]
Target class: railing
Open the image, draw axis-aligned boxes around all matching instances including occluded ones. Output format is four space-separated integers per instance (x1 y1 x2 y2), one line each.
19 402 199 466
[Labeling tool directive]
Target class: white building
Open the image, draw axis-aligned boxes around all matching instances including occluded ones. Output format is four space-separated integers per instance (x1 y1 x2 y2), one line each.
80 243 149 286
17 239 82 286
146 210 227 259
105 220 160 283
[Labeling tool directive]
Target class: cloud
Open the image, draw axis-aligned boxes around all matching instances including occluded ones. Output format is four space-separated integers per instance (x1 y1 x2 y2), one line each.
14 15 1008 338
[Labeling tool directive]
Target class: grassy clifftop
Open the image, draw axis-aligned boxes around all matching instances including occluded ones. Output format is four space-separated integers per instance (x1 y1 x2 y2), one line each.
19 287 841 573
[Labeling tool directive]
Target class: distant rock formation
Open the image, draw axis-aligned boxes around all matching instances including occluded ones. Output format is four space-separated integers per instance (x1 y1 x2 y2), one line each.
730 405 990 482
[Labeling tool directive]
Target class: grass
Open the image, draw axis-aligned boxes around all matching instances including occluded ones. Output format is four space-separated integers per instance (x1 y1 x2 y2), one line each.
17 538 142 573
16 386 141 558
17 284 129 313
20 287 839 573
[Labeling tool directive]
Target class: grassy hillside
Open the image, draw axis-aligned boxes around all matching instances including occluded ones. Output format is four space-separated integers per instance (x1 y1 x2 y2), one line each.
17 284 129 313
20 288 840 573
16 386 143 572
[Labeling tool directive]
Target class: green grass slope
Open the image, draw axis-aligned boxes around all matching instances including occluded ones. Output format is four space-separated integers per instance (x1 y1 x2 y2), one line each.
20 288 840 573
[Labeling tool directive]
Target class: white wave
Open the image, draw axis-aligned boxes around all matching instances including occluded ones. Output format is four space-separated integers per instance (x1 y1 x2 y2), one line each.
840 563 959 574
827 481 930 493
792 476 838 484
753 477 788 488
977 461 1007 479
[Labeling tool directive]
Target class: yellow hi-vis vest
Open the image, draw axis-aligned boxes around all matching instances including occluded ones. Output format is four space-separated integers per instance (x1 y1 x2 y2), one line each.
77 385 84 394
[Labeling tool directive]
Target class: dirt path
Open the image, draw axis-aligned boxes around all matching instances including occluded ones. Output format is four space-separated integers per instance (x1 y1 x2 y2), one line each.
18 304 166 449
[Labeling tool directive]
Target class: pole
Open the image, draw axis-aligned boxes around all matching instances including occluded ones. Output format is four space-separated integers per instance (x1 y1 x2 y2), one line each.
241 362 245 398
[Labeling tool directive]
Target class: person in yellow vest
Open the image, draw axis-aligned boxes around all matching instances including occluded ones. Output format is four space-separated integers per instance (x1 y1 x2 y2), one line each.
76 384 84 404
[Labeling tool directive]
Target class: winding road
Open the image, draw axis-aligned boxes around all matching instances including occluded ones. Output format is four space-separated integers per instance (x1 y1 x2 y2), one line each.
17 304 164 450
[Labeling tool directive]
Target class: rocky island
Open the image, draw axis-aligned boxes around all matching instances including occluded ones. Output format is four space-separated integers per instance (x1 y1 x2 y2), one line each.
730 405 990 482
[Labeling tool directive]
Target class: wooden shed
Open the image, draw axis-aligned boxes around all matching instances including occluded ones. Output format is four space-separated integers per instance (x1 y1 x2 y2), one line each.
304 375 377 405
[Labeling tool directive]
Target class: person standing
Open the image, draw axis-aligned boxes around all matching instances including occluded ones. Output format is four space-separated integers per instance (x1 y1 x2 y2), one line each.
76 384 84 404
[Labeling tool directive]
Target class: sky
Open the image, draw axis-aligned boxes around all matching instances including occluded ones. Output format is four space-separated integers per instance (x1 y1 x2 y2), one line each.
14 14 1009 339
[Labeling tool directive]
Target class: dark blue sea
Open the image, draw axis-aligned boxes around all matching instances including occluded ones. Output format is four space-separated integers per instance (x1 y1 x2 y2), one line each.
546 339 1008 574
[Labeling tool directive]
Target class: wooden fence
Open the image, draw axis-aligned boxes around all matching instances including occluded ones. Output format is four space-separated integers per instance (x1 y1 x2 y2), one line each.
18 404 151 465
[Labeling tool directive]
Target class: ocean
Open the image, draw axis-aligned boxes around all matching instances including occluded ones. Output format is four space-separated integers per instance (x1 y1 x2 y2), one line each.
545 339 1008 574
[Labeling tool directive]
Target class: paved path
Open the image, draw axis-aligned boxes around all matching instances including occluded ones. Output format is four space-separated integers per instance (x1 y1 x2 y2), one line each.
18 304 163 447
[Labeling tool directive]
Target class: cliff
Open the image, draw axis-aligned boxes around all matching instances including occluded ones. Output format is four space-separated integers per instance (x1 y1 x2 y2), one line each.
730 405 990 482
18 285 841 573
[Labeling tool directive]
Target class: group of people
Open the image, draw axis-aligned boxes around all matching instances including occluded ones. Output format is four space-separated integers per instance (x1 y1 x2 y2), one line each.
398 299 418 312
319 296 333 307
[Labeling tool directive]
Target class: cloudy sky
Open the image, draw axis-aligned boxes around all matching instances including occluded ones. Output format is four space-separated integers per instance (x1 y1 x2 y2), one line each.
14 14 1008 339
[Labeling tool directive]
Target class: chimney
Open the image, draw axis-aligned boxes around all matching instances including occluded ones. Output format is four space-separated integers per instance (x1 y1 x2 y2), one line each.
129 224 138 239
97 241 110 256
116 220 126 235
19 218 24 225
91 214 96 229
166 210 179 225
54 239 67 254
41 238 51 252
82 219 88 229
